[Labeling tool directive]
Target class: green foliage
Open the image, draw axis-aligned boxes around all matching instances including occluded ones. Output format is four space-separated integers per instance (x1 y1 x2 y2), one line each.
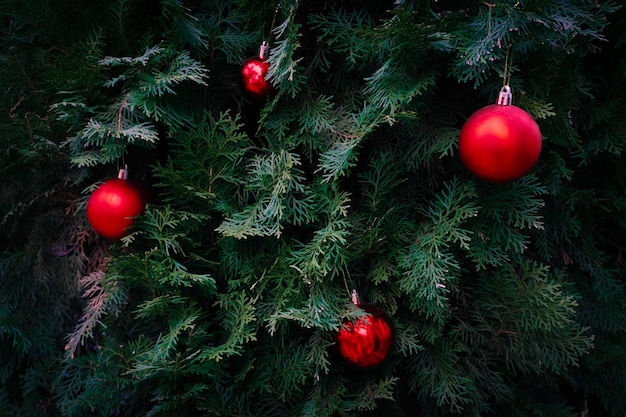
267 1 306 98
59 44 209 168
216 149 312 238
2 0 626 416
398 178 478 326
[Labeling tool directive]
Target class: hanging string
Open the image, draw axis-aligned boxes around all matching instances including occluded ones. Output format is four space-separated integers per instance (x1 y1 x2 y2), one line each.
266 3 281 43
502 43 513 87
497 42 514 105
116 98 128 178
484 1 495 36
483 2 513 87
257 3 281 60
482 2 515 104
341 269 356 303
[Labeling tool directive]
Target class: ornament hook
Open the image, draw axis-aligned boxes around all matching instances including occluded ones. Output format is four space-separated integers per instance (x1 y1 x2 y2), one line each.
497 85 512 105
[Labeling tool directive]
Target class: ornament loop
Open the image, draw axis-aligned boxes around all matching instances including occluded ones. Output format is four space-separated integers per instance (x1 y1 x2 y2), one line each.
259 41 270 60
497 85 512 106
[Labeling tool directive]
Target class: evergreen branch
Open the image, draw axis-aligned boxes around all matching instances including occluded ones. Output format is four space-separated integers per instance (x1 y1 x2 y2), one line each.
70 149 120 167
289 187 351 281
135 295 189 319
154 111 250 214
406 126 460 169
151 310 200 362
64 270 122 360
317 105 385 181
308 9 374 68
413 339 474 413
263 0 307 96
267 32 305 97
364 60 435 114
107 0 137 51
140 51 209 97
138 205 209 257
468 175 547 268
469 260 593 374
216 150 310 239
267 294 345 333
161 0 209 52
99 45 165 68
419 178 479 250
260 343 313 402
393 322 425 357
297 94 338 136
306 329 333 377
196 292 257 362
317 137 360 182
398 179 477 323
215 5 259 65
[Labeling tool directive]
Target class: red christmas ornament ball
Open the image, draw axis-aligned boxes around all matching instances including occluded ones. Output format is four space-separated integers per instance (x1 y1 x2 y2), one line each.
241 56 273 99
337 303 394 369
459 104 542 183
87 178 145 240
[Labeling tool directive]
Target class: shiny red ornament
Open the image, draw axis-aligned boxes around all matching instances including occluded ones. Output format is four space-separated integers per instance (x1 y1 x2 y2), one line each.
241 41 274 99
87 172 145 240
459 87 542 183
337 303 394 369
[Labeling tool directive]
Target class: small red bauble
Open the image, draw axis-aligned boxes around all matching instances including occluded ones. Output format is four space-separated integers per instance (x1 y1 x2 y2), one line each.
87 174 145 240
241 42 274 99
337 303 394 369
459 88 542 183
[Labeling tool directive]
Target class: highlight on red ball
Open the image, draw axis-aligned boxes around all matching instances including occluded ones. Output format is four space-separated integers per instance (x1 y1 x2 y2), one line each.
336 303 394 369
86 170 146 240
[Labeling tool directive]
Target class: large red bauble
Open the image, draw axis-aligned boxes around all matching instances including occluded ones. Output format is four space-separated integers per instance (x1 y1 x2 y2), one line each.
87 178 145 240
337 303 394 369
459 104 542 183
241 56 273 99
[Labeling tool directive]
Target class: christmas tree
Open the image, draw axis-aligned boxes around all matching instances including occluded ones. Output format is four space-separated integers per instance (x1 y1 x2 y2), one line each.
2 0 626 416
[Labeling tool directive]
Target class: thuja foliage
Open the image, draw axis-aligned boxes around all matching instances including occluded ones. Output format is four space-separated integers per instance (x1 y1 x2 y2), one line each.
2 0 626 416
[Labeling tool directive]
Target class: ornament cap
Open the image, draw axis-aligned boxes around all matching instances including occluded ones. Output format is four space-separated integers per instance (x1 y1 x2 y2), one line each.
351 290 360 306
118 165 129 180
497 85 513 105
259 41 270 60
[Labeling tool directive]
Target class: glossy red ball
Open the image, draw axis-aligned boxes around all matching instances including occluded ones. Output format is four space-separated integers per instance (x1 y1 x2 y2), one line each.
337 304 394 369
87 178 145 240
459 104 542 183
241 56 273 98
